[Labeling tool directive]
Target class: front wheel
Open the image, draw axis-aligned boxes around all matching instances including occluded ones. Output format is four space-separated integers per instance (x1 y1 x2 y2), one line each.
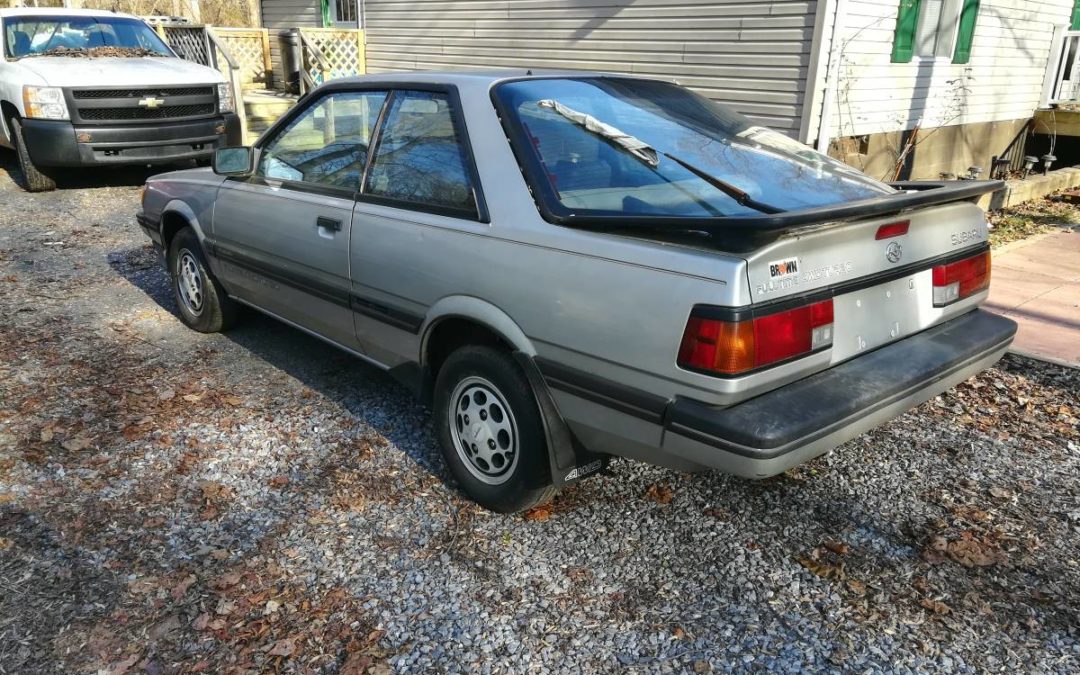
434 346 555 513
10 118 57 192
167 227 238 333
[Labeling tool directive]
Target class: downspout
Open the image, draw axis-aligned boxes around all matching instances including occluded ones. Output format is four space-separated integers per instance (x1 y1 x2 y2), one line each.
815 0 849 153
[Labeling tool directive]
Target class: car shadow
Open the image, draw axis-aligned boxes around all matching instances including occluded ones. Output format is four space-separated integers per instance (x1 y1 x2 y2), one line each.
0 148 195 190
106 245 450 482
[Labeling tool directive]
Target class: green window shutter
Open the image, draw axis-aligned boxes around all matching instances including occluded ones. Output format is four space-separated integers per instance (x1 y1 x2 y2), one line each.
891 0 922 63
952 0 981 64
1072 0 1080 30
321 0 332 27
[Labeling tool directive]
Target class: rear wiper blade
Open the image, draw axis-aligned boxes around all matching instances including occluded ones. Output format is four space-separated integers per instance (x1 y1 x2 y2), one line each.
537 98 783 215
538 99 659 166
661 152 783 215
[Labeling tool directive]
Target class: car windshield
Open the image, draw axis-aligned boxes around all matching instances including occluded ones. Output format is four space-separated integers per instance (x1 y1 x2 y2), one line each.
4 16 172 59
494 77 894 219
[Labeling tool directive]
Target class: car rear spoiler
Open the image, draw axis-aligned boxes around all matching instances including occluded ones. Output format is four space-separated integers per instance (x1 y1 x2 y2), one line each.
560 180 1004 249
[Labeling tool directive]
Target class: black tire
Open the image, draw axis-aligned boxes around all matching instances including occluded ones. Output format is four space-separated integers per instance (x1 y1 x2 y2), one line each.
10 118 57 192
167 227 238 333
434 345 555 513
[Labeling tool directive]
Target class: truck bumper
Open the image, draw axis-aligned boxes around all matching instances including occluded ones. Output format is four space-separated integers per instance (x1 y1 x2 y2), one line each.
661 309 1017 477
21 114 241 168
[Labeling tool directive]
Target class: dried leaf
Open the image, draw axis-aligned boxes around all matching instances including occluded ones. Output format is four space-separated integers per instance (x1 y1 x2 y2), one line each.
171 574 196 601
182 393 204 403
823 540 850 555
798 556 845 580
268 637 296 657
103 654 139 675
919 598 952 615
61 436 92 452
989 486 1014 500
523 504 552 521
645 483 674 504
193 613 211 631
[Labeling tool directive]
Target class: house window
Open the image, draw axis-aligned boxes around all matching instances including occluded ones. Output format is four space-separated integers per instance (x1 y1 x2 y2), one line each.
914 0 959 58
891 0 980 64
336 0 359 24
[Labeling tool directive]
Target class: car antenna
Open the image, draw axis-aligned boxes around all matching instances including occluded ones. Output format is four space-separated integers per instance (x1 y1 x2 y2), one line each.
526 69 532 76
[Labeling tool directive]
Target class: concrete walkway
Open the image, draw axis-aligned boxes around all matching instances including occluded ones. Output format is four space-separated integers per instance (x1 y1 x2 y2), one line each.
984 229 1080 366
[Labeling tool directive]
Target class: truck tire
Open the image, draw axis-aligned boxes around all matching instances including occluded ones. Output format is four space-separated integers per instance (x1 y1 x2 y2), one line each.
11 118 57 192
167 227 238 333
434 345 556 513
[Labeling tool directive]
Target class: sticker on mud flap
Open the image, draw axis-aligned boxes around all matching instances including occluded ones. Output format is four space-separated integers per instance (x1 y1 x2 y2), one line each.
768 257 800 279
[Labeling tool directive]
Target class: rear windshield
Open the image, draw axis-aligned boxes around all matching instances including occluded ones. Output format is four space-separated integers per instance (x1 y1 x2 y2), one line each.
493 77 893 219
4 16 172 59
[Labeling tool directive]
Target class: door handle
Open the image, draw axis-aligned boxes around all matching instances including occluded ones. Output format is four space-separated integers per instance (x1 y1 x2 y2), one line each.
317 216 342 232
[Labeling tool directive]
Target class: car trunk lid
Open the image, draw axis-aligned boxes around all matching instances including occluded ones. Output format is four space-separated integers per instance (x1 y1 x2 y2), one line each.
742 200 990 364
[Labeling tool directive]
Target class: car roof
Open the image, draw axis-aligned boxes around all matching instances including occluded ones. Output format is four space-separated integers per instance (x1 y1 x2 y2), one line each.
0 8 138 20
329 69 656 89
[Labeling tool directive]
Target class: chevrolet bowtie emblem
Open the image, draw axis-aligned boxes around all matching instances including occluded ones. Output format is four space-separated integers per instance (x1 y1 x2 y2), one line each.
138 97 165 109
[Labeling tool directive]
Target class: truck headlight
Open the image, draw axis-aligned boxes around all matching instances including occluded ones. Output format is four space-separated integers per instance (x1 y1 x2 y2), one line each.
23 86 70 121
217 83 235 114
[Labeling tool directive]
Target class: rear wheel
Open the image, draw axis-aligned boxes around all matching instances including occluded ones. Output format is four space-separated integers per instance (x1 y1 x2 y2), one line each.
10 118 57 192
167 227 238 333
434 345 555 513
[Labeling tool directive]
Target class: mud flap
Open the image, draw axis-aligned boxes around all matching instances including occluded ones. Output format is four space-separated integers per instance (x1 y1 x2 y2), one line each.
513 351 609 488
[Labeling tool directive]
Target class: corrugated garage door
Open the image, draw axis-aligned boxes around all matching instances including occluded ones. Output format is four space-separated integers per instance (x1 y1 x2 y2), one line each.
362 0 818 135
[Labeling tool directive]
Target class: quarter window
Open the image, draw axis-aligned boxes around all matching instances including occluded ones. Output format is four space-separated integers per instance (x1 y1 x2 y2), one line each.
257 90 386 190
364 90 478 218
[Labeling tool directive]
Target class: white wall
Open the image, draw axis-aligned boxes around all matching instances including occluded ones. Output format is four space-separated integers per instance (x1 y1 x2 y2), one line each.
805 0 1074 142
362 0 822 136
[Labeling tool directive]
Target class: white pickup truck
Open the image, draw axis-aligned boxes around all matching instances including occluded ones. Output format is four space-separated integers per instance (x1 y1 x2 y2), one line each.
0 7 240 191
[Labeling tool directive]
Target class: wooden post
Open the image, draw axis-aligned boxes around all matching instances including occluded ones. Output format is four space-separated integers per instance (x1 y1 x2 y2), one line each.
187 0 202 24
356 29 365 74
261 29 272 87
249 0 263 29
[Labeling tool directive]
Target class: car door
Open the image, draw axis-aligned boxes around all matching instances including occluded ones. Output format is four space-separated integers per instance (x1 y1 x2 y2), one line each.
211 89 387 350
349 87 489 367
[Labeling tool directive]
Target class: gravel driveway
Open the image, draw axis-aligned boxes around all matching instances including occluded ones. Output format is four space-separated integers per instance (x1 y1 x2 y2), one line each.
1 157 1078 674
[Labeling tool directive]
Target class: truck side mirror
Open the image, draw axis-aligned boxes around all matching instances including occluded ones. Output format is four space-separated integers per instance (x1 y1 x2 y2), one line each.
213 147 253 176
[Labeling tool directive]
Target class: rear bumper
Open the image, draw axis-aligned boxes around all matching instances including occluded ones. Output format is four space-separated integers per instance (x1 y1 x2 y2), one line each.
21 115 241 168
661 309 1017 477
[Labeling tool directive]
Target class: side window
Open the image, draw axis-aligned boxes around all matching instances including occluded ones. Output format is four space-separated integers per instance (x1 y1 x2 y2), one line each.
364 90 478 217
257 90 387 190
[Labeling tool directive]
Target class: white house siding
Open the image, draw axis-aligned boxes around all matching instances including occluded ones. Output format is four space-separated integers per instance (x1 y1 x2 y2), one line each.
806 0 1074 142
362 0 823 136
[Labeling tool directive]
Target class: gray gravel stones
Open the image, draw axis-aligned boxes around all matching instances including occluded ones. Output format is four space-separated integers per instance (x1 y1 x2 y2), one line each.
0 160 1078 673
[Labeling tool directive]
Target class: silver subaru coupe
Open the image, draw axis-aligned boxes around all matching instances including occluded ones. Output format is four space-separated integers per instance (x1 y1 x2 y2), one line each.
137 71 1016 512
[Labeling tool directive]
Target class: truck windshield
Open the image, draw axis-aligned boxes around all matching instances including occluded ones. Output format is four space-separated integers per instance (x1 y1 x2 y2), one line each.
4 16 172 59
494 77 894 219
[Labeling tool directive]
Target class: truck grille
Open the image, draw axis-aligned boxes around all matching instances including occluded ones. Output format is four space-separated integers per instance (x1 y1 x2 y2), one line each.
80 104 216 121
72 86 214 100
66 86 218 125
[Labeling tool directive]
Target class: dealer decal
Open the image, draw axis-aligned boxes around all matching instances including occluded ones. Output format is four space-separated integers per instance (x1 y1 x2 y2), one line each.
768 257 800 279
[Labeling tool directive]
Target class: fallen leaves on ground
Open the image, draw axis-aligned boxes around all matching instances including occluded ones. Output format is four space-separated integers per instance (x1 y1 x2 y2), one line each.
645 482 674 504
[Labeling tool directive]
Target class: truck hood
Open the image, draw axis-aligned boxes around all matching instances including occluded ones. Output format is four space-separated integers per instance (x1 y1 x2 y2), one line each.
14 56 225 87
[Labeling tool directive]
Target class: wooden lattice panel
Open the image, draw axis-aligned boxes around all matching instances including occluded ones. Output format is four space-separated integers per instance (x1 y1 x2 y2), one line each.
161 25 210 67
216 29 271 87
300 29 365 86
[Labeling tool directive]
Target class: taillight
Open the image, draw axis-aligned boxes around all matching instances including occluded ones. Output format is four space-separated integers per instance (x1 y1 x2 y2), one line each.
678 299 834 376
932 251 990 306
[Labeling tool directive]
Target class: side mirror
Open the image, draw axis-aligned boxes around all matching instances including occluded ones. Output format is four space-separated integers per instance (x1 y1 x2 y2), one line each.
212 146 253 176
